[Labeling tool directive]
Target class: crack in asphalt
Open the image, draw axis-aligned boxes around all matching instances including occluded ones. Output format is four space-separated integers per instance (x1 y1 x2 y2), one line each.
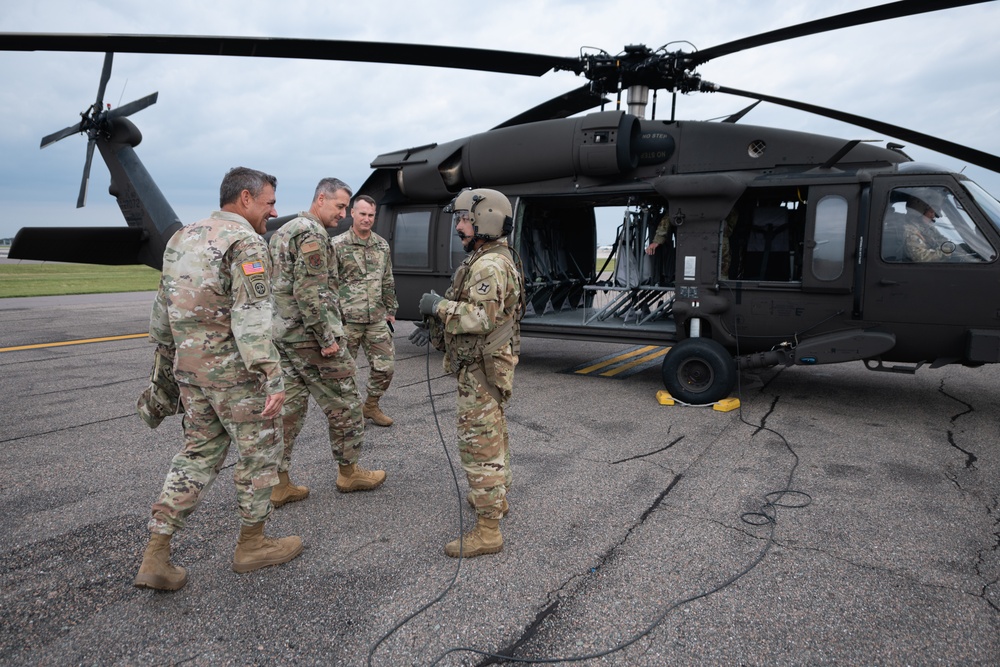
938 379 978 469
936 379 997 611
609 435 685 465
477 474 683 665
0 412 135 444
754 395 780 436
974 493 1000 613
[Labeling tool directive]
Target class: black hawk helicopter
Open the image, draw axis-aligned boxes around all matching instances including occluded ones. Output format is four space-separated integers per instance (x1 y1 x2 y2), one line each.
5 0 1000 404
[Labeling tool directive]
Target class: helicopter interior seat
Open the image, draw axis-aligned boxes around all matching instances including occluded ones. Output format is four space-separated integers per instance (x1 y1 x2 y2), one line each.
744 205 791 280
522 210 591 313
787 205 806 280
881 211 908 262
522 227 559 314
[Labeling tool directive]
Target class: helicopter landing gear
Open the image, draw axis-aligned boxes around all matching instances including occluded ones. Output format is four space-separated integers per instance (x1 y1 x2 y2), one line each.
661 337 736 405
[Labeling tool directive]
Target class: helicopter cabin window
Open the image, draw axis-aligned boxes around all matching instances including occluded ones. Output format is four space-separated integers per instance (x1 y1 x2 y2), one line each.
392 209 433 269
812 195 848 281
881 186 994 264
723 189 805 282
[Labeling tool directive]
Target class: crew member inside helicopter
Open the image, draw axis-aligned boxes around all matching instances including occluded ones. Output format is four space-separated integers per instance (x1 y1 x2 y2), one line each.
901 189 978 263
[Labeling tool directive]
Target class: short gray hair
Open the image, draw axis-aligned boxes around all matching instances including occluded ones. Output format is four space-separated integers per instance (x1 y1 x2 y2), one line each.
313 177 352 203
220 167 277 207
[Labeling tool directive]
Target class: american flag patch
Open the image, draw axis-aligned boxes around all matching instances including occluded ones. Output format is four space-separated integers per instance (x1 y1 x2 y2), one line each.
242 261 265 275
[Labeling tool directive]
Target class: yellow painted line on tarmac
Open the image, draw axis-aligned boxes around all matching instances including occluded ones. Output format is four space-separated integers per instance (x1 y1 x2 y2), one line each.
0 333 147 353
573 345 660 375
599 347 670 377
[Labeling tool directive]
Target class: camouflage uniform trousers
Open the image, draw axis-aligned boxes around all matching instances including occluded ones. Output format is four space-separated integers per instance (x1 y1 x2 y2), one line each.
343 320 395 398
149 382 282 535
278 344 365 468
457 366 513 520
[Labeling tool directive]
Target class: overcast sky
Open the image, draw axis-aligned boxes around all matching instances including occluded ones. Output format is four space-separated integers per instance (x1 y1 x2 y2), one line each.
1 0 998 244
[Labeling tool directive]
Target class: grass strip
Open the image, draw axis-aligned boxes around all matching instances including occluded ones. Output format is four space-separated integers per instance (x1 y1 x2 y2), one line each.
0 263 160 298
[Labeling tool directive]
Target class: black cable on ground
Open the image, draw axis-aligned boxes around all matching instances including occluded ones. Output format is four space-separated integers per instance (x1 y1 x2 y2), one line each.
425 291 812 665
371 314 812 665
367 338 468 667
428 398 810 666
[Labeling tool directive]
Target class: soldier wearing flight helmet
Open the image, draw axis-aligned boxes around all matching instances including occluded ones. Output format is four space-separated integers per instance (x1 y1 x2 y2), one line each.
411 187 524 557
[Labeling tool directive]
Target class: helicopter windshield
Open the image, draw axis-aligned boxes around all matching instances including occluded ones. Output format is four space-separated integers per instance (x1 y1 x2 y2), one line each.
961 179 1000 235
882 186 995 263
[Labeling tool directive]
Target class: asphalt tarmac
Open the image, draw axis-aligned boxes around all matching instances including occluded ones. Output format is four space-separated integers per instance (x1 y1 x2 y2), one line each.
0 292 997 666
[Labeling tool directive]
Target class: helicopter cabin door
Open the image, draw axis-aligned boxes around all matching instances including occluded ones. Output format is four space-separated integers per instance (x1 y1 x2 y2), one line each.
861 176 1000 363
800 184 859 294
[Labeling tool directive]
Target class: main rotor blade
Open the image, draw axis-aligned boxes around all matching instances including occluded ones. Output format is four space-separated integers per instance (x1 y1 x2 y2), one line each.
95 51 112 108
77 139 95 208
0 33 580 77
713 84 1000 173
40 121 84 148
493 85 609 129
689 0 993 68
107 91 158 119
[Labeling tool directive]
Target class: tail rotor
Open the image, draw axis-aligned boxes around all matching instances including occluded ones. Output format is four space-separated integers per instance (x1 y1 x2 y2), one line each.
39 52 158 207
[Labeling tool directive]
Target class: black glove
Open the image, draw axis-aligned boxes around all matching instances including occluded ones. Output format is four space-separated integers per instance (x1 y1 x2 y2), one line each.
418 290 443 316
408 321 431 347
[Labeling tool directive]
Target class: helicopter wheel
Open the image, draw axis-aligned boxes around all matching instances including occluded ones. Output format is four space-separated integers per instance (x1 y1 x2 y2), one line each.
661 337 736 405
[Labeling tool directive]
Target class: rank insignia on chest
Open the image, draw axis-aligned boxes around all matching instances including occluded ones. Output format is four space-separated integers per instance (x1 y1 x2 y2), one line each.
242 261 265 276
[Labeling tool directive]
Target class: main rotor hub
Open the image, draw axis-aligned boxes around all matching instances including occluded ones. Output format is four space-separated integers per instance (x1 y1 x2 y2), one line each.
577 44 703 97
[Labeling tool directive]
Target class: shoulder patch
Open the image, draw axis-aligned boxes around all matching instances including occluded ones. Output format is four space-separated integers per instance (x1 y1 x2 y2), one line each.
242 260 266 276
300 240 321 253
247 274 269 300
471 278 496 301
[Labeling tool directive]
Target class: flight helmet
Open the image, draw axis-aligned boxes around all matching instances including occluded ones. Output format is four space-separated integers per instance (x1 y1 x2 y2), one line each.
451 188 513 240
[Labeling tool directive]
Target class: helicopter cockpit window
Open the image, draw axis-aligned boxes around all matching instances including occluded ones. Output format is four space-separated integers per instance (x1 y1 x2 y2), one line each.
882 186 994 263
962 179 1000 235
812 195 848 281
392 209 432 269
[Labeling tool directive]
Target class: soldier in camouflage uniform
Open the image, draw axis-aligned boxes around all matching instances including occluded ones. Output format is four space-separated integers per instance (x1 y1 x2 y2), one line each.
332 194 399 427
134 167 302 592
413 188 523 558
645 210 672 256
900 190 978 263
270 178 385 502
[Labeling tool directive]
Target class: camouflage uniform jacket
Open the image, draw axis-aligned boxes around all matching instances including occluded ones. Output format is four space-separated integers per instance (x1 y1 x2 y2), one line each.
901 213 972 263
434 239 522 386
149 210 283 394
652 212 672 245
331 227 398 324
269 212 342 348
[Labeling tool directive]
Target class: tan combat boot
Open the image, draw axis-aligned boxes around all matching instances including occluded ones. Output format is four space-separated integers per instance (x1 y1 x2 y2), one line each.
445 517 503 558
232 522 303 573
336 463 386 492
465 490 509 517
134 532 188 591
363 395 393 427
271 471 309 508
